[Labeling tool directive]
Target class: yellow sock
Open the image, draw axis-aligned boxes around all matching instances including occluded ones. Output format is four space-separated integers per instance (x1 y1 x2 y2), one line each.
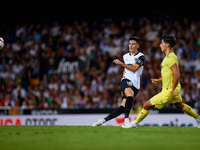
135 108 150 124
182 104 199 120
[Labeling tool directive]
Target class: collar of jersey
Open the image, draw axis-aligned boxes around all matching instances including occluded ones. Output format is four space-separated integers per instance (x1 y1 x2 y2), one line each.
129 51 139 56
166 52 174 57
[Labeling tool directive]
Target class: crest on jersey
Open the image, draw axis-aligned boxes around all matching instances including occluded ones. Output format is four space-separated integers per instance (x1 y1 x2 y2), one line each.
135 57 138 62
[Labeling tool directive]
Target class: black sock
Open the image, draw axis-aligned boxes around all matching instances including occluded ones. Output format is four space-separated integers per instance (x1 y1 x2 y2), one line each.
124 96 133 118
104 106 125 121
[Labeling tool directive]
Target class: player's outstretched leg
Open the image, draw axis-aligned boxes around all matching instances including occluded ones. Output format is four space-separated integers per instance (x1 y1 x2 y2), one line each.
174 102 200 128
92 106 125 127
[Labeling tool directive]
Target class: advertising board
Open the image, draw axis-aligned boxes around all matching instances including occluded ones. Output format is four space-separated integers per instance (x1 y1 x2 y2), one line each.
0 114 197 127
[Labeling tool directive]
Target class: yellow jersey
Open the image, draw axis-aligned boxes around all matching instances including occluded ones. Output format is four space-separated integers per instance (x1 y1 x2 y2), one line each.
161 52 181 91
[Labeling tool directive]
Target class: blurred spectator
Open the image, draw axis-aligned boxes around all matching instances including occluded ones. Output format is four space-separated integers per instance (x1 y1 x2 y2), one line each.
0 16 200 111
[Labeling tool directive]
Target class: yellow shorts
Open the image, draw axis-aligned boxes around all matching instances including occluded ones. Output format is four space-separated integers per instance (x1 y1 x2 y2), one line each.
150 89 182 109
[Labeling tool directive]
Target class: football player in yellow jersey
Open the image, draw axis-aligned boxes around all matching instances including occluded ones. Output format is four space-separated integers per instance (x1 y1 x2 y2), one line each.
126 34 200 128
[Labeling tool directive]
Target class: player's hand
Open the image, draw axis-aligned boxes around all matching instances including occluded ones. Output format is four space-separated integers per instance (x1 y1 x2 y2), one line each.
172 90 180 99
151 79 160 84
113 59 122 65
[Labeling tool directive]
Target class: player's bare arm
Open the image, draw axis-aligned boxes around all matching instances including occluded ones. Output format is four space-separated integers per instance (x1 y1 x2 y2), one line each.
151 78 162 84
113 59 140 72
171 63 180 99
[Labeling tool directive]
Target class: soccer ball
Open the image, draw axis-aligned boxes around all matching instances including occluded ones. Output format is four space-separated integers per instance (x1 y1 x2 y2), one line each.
0 37 4 49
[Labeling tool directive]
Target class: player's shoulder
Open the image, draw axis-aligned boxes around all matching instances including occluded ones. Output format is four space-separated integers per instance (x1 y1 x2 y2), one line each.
135 52 145 61
139 52 145 56
166 52 177 57
134 52 145 57
166 52 178 60
123 53 130 57
139 52 145 59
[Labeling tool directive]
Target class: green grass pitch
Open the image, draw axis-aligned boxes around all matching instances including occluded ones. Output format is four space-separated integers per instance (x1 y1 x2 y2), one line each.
0 126 199 150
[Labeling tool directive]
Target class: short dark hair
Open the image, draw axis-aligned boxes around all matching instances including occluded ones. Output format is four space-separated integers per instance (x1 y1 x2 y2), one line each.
162 34 176 48
129 36 140 44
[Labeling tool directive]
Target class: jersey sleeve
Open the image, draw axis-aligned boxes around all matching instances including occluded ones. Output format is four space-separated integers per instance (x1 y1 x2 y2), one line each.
166 56 178 68
136 55 145 66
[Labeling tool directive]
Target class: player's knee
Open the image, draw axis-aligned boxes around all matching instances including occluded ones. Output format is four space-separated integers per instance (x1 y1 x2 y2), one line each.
174 103 184 110
143 100 153 110
124 88 134 97
143 105 150 110
175 105 182 110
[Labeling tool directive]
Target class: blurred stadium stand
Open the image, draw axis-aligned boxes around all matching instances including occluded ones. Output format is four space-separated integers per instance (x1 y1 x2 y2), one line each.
1 1 200 114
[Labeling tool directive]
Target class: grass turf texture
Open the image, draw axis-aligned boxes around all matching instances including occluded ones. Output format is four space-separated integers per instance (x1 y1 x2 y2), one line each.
0 126 199 150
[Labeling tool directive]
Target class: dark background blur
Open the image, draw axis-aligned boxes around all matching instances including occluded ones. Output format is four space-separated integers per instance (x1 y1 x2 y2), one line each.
1 0 200 111
3 0 200 25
